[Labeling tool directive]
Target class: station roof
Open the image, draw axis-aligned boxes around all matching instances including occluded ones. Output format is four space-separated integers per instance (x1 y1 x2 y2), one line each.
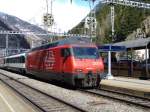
113 37 150 50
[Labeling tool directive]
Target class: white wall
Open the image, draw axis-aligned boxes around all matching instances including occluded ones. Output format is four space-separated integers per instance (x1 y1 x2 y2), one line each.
135 49 149 60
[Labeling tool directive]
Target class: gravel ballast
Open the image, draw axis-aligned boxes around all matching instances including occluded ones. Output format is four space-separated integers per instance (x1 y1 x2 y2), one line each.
0 69 148 112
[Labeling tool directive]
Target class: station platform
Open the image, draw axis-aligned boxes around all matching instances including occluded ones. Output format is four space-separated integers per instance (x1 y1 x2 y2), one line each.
0 81 38 112
100 77 150 99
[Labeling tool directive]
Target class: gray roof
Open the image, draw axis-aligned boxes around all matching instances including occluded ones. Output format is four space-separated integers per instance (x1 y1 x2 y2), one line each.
113 37 150 49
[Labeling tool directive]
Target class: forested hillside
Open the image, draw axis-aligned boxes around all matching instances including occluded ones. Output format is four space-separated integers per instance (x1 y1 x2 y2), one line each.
70 0 150 44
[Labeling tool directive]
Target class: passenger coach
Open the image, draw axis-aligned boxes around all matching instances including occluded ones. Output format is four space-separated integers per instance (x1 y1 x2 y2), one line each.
4 53 26 73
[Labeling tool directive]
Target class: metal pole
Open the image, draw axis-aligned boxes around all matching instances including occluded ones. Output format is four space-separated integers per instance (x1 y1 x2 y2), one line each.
88 0 92 41
50 0 52 32
131 48 133 77
105 5 115 79
145 45 149 79
51 0 52 14
17 38 20 53
106 45 114 79
46 0 49 14
6 34 8 56
111 5 115 40
108 50 111 76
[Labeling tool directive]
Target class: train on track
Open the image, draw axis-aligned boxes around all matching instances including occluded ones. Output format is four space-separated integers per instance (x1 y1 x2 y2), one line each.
0 37 104 87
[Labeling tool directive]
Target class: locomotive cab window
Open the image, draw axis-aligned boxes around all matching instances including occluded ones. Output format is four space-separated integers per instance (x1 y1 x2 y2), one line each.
61 48 71 57
73 47 99 59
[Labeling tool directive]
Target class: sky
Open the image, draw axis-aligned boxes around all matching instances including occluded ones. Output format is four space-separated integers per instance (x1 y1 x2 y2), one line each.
0 0 99 32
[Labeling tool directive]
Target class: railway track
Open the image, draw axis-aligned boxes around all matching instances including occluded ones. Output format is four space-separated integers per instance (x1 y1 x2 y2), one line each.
0 70 149 112
0 73 86 112
81 88 150 108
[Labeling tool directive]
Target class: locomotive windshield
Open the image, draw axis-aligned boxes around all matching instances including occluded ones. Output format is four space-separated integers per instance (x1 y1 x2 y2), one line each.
72 47 99 59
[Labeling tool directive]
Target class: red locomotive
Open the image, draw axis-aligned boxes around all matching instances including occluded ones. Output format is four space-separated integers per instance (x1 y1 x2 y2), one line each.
26 37 104 87
1 37 104 87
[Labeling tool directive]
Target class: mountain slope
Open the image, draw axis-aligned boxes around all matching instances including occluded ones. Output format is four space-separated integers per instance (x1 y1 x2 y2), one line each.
0 12 46 33
0 12 48 49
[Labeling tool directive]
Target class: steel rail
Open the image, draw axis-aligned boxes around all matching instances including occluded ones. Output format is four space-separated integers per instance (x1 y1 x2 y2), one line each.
80 88 150 109
0 72 87 112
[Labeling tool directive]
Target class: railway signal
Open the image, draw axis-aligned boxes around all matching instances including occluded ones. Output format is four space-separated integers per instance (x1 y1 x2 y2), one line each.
43 0 55 32
43 13 54 27
43 14 48 25
85 17 96 29
85 16 97 36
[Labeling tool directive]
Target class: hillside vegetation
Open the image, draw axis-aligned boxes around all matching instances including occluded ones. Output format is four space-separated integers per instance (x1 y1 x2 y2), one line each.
70 0 150 44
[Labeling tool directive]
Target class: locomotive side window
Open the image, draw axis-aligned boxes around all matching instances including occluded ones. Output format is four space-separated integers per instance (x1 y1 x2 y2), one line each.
61 48 71 57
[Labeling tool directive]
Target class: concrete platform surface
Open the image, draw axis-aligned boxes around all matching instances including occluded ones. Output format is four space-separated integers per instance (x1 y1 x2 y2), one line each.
100 77 150 99
0 81 39 112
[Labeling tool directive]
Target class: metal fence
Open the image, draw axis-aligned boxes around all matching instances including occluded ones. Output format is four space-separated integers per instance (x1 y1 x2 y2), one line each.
0 31 91 57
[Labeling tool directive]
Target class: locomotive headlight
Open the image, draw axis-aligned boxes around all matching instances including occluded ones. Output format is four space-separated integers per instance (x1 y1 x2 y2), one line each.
75 69 83 73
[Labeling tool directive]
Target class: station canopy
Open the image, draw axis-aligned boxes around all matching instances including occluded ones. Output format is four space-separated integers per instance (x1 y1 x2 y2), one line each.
113 37 150 50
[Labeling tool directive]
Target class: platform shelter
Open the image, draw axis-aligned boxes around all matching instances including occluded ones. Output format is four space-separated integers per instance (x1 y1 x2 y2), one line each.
112 37 150 79
98 45 126 79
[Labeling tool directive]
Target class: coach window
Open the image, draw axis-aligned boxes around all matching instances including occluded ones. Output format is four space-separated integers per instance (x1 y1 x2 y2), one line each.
19 57 21 63
8 59 10 63
21 56 25 63
13 58 16 63
13 58 15 63
10 58 12 63
14 58 17 63
6 58 9 63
